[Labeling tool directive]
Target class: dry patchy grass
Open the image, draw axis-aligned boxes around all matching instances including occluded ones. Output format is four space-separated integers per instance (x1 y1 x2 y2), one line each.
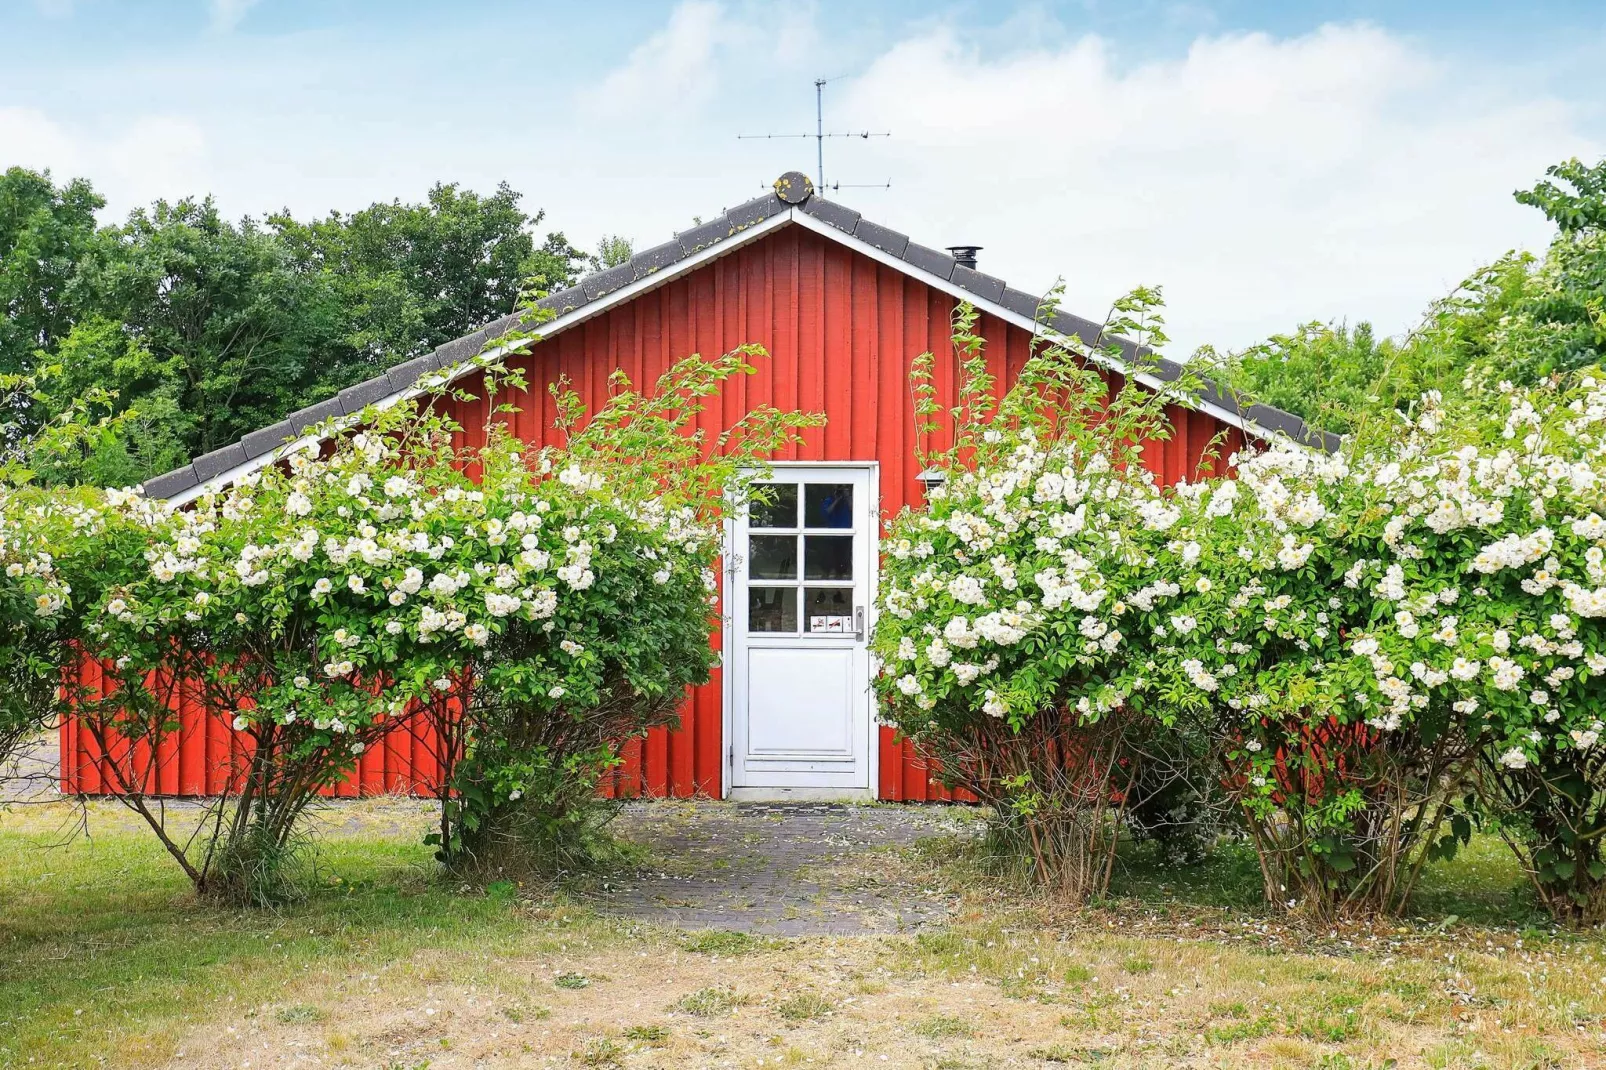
3 799 1606 1069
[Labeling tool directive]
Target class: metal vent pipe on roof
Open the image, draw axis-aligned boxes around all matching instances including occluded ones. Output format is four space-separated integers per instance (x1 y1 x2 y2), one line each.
946 245 982 270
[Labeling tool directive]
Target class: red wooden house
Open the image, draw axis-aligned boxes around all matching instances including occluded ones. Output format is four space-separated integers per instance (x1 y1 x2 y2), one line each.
61 172 1335 802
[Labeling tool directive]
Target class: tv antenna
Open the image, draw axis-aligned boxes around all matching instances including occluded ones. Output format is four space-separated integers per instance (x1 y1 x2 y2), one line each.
738 77 890 194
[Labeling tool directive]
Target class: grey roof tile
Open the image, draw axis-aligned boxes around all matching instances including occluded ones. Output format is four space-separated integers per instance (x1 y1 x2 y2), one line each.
630 238 686 281
338 374 397 415
852 219 908 258
385 353 442 394
677 216 736 255
538 287 588 315
480 311 524 344
240 420 294 459
434 326 493 368
142 464 198 500
191 442 247 483
950 264 1006 304
902 241 957 281
774 171 813 204
1050 310 1106 348
725 192 786 229
1150 359 1186 384
286 398 343 438
581 261 636 302
799 197 860 234
999 286 1042 321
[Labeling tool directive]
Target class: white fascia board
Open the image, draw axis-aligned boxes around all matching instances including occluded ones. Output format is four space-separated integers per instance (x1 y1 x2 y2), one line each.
785 210 1285 446
165 209 801 506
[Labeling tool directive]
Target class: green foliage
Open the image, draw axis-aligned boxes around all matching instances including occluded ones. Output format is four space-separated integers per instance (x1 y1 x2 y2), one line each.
270 181 583 374
878 271 1606 922
0 166 105 380
1220 154 1606 434
0 167 591 484
878 288 1208 899
585 235 634 274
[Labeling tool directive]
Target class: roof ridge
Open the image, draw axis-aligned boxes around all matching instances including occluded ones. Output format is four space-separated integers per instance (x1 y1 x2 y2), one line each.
141 171 1336 502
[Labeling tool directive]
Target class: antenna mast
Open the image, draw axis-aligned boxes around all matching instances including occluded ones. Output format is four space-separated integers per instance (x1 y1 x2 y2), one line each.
738 77 890 195
815 77 826 190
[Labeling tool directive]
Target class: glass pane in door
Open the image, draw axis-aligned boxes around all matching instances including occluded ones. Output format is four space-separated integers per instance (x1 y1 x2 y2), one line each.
803 535 853 580
804 483 853 528
749 484 798 529
748 535 797 579
804 587 853 632
748 587 798 633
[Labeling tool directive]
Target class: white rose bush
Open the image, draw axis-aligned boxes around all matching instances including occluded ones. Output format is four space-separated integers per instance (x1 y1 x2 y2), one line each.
0 368 134 779
876 297 1606 923
872 293 1217 899
49 335 815 902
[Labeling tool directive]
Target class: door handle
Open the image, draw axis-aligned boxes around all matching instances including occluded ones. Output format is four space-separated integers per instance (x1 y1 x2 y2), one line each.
854 606 865 642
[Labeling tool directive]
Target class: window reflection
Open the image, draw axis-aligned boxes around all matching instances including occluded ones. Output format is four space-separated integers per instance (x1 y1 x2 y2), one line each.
749 484 798 529
804 535 853 580
748 586 797 633
804 483 853 528
749 535 797 580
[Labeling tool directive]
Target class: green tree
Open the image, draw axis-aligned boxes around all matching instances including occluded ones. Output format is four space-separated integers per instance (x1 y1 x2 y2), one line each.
0 167 106 379
1221 155 1606 435
270 182 584 385
1212 322 1398 437
586 234 634 274
87 197 351 459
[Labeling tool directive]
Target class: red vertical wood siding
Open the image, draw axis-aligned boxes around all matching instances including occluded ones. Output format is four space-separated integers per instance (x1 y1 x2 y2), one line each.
61 223 1239 800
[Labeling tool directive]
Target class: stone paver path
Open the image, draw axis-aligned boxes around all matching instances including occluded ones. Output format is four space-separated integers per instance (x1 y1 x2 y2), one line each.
600 801 976 936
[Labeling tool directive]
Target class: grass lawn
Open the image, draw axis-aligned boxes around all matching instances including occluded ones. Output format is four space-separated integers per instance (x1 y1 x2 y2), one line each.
3 799 1605 1069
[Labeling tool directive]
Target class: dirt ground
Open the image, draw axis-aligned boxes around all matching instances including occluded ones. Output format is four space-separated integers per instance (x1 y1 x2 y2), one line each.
161 802 1606 1070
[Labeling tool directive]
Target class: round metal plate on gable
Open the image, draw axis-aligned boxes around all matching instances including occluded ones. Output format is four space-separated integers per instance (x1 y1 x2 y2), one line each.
774 171 814 205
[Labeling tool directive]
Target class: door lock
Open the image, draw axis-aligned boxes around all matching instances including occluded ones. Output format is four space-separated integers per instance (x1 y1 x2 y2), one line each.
854 605 865 642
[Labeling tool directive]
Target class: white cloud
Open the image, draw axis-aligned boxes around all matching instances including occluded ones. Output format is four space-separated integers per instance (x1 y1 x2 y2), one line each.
0 108 209 219
840 22 1599 352
210 0 261 33
105 116 210 210
0 106 79 172
584 0 728 119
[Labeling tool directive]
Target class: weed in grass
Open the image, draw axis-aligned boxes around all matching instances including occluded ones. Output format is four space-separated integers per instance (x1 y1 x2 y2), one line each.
674 986 746 1017
912 1014 973 1039
680 929 763 955
554 972 591 990
775 992 833 1022
1295 1009 1358 1042
1120 955 1154 975
1061 964 1092 984
574 1036 624 1067
1205 1014 1276 1044
622 1024 670 1044
274 1003 325 1024
999 975 1052 1002
914 931 965 955
1026 1044 1081 1063
501 1003 551 1023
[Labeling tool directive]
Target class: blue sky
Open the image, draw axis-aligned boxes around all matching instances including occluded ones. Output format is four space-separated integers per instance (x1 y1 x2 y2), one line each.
4 1 1605 352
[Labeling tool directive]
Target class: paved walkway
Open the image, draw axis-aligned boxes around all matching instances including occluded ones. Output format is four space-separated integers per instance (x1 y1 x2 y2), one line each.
600 800 977 935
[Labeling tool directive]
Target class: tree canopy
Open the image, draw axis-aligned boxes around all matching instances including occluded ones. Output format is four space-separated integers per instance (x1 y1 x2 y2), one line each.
1219 156 1606 436
0 167 590 484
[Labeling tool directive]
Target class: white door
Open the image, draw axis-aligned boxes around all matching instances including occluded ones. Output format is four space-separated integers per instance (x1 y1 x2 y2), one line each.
729 466 876 794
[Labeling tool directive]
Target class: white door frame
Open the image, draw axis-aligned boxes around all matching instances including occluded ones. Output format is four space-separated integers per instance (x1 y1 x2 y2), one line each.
721 461 880 801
